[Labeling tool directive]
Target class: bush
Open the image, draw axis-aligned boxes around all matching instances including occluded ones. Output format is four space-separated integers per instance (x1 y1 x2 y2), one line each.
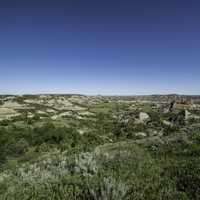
167 158 200 199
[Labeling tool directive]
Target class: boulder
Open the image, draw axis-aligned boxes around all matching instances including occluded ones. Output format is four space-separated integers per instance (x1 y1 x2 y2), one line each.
185 110 191 120
163 120 173 126
135 132 147 138
139 112 150 123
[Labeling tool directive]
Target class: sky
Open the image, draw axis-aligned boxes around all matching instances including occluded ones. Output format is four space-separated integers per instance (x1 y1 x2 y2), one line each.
0 0 200 95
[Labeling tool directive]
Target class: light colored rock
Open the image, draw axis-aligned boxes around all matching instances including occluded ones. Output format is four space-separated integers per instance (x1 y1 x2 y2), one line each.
78 129 85 135
51 115 59 120
139 112 150 122
135 132 147 137
163 120 173 126
185 110 200 120
37 110 46 115
46 108 57 113
68 95 88 105
39 95 48 98
76 115 84 119
151 130 158 136
2 101 26 109
51 111 76 119
24 99 44 104
0 108 21 120
185 110 191 120
78 111 95 116
59 111 74 117
27 112 34 118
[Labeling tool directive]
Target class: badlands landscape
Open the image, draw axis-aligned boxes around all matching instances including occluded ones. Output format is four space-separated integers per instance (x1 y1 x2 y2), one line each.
0 94 200 199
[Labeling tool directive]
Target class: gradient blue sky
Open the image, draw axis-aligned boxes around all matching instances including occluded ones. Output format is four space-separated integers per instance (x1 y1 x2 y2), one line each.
0 0 200 95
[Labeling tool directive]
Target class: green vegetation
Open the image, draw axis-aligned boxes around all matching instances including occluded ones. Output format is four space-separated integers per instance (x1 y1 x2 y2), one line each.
0 95 200 199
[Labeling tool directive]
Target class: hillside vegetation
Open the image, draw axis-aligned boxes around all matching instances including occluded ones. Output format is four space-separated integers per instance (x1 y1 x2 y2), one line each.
0 95 200 199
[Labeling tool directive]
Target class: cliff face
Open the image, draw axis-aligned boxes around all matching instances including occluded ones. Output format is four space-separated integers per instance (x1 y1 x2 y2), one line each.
173 99 196 110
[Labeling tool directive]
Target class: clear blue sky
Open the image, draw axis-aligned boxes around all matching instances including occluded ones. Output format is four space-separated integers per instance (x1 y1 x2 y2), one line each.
0 0 199 95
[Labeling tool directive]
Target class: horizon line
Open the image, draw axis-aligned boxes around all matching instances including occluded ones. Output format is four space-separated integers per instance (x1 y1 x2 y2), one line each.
0 93 200 97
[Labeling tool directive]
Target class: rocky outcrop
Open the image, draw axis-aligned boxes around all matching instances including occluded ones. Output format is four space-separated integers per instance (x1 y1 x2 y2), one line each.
139 112 150 123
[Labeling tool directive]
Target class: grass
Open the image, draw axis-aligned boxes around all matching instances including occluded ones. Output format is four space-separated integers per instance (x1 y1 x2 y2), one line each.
0 96 200 199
